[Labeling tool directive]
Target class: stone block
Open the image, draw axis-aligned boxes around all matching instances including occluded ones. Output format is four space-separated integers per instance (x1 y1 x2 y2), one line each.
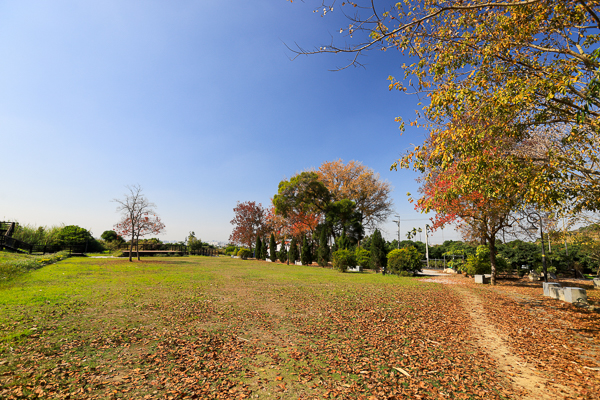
528 271 540 281
295 261 302 266
594 278 600 289
549 286 564 300
444 268 457 274
266 259 272 262
543 282 561 297
563 287 587 304
474 275 490 284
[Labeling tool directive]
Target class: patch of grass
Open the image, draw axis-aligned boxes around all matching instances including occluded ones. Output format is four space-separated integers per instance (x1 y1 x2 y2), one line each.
0 256 589 399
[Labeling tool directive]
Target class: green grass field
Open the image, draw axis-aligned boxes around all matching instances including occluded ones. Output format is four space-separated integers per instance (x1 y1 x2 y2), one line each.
0 255 598 399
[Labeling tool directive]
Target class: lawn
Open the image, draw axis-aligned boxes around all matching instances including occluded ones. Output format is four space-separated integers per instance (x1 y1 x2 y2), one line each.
0 255 598 399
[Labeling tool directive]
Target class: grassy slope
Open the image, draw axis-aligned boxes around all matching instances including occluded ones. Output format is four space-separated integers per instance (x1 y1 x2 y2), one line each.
0 256 549 399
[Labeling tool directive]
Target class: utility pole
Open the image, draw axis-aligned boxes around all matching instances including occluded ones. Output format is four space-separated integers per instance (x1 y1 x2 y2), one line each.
425 224 430 269
392 216 401 249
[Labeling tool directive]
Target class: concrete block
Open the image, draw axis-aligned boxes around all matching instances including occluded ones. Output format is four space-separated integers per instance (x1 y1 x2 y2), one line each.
549 286 564 300
543 282 561 297
266 259 272 262
593 278 600 289
528 271 540 281
295 261 302 265
474 275 490 284
563 287 587 304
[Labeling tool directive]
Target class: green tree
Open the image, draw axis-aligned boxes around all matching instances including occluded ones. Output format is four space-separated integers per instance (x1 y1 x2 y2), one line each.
464 245 508 276
255 236 262 259
278 241 288 264
317 228 330 267
273 172 331 218
101 230 119 242
301 235 312 265
261 237 268 260
369 229 387 272
269 233 277 262
332 249 356 273
387 246 422 276
289 237 299 263
355 247 371 269
187 231 203 251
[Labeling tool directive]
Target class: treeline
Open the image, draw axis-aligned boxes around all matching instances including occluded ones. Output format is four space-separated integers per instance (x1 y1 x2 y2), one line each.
11 223 104 253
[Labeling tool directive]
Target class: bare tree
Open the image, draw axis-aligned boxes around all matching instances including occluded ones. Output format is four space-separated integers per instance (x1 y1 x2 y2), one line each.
113 185 164 262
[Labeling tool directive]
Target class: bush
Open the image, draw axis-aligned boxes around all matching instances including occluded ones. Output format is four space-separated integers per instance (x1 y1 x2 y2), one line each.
237 248 252 260
463 245 508 276
278 244 288 263
355 248 370 268
387 246 422 276
332 249 356 273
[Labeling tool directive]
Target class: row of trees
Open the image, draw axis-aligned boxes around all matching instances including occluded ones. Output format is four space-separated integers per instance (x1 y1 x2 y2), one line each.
293 0 600 283
11 223 104 252
228 159 415 272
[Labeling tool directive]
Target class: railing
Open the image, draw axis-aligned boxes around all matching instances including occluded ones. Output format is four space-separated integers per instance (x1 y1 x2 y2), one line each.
118 244 187 252
0 221 16 237
0 235 33 254
421 259 447 270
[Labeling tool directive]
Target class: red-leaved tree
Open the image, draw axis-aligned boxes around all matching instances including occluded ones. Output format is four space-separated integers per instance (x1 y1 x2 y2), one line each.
113 185 165 262
115 213 165 261
229 201 271 250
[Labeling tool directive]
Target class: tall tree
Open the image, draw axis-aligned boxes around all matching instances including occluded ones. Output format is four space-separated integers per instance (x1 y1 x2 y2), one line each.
255 236 262 259
298 1 600 213
301 235 312 265
289 237 299 263
229 201 271 250
269 233 277 262
317 227 330 267
273 171 331 219
317 159 393 230
370 229 387 273
113 185 164 262
261 237 268 260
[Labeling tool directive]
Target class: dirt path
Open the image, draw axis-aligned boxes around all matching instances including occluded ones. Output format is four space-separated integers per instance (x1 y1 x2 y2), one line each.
452 285 573 400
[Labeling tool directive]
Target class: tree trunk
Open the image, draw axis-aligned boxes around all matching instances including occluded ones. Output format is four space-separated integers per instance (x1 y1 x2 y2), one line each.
489 236 497 285
129 234 134 262
136 234 140 261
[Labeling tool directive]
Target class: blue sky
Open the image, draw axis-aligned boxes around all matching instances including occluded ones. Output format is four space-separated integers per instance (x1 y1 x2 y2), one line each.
0 0 460 244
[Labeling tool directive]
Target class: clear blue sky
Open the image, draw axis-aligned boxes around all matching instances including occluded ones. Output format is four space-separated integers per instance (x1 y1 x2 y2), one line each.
0 0 460 245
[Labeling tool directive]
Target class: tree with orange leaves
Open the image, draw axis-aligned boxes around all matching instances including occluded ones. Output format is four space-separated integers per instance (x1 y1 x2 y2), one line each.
317 159 393 230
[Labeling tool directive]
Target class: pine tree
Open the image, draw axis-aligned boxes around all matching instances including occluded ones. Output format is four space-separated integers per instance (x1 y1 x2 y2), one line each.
301 235 312 266
255 236 262 259
370 229 387 272
278 241 288 263
261 237 268 260
289 237 299 263
269 233 277 262
317 228 330 267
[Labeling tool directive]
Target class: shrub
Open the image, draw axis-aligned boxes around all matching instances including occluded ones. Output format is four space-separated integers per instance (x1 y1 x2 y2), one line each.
463 245 508 276
332 249 356 273
237 248 252 260
355 248 370 268
387 246 422 276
